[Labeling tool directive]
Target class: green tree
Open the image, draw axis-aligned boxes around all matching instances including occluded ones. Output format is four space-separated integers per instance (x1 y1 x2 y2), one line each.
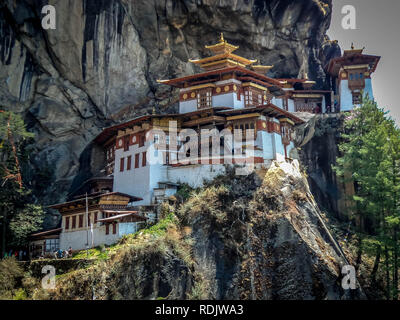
334 96 400 299
0 110 44 257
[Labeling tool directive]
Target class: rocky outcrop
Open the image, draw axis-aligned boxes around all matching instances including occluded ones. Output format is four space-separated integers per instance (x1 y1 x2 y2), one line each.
0 0 340 205
45 161 363 300
180 162 361 299
296 113 353 220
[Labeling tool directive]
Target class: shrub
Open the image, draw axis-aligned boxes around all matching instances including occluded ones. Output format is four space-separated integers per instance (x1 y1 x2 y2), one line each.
13 288 27 300
0 257 24 299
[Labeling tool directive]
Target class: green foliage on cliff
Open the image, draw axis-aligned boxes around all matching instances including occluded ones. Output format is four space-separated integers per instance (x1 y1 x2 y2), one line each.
0 110 44 256
0 257 24 299
334 95 400 299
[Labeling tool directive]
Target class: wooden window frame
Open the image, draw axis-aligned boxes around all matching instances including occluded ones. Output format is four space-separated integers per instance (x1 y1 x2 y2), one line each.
120 157 124 172
142 152 147 167
135 153 140 169
112 223 117 234
244 88 262 108
72 216 76 229
127 155 132 170
65 217 70 230
79 214 83 228
105 224 109 235
197 88 212 109
139 134 145 147
123 135 130 151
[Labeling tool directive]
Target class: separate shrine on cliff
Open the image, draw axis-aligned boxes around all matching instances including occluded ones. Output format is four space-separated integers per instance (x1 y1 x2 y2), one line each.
327 44 380 111
33 35 380 255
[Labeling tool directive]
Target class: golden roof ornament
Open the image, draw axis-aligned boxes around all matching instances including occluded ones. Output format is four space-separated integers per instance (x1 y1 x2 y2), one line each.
344 42 364 56
303 72 316 87
205 33 239 54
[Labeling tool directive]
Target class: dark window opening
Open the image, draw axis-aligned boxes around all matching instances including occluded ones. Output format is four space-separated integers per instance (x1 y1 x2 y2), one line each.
79 214 83 228
135 153 140 168
142 152 147 167
127 155 132 170
120 157 124 172
112 223 117 234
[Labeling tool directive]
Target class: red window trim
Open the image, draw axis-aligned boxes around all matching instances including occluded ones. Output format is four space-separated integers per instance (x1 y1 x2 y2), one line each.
120 157 125 172
65 217 70 230
127 155 132 170
135 153 140 169
79 214 83 228
123 135 130 151
142 152 147 167
139 135 145 147
112 223 117 234
72 216 76 229
105 224 109 235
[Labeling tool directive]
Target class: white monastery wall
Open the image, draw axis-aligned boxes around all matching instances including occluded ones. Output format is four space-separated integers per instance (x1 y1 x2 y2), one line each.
364 78 374 100
114 141 152 204
339 80 354 111
167 164 226 188
60 224 119 251
179 99 197 113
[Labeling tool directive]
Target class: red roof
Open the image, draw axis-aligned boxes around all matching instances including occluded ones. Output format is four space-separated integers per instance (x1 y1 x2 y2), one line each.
159 66 284 87
326 53 380 76
48 192 143 210
216 104 304 124
30 228 62 238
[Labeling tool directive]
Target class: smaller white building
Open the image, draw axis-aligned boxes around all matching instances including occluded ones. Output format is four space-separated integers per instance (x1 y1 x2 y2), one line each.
49 191 146 251
326 46 380 112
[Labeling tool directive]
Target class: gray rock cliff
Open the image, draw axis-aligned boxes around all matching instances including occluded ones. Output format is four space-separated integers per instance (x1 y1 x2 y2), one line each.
0 0 340 206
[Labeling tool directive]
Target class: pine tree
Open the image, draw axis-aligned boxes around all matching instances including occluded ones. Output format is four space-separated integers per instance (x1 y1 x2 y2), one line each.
334 95 400 299
0 110 44 257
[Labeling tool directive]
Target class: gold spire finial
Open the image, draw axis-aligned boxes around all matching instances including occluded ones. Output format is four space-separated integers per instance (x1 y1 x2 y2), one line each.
351 42 354 50
220 32 225 43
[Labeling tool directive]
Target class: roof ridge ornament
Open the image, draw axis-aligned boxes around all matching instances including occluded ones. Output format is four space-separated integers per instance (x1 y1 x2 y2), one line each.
205 33 239 53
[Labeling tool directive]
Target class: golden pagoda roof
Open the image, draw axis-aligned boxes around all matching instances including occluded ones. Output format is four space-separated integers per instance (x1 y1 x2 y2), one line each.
189 33 257 71
204 33 239 54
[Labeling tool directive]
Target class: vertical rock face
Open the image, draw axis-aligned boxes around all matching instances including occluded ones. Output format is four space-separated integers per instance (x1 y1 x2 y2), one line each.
0 0 339 203
180 162 359 300
296 114 353 220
